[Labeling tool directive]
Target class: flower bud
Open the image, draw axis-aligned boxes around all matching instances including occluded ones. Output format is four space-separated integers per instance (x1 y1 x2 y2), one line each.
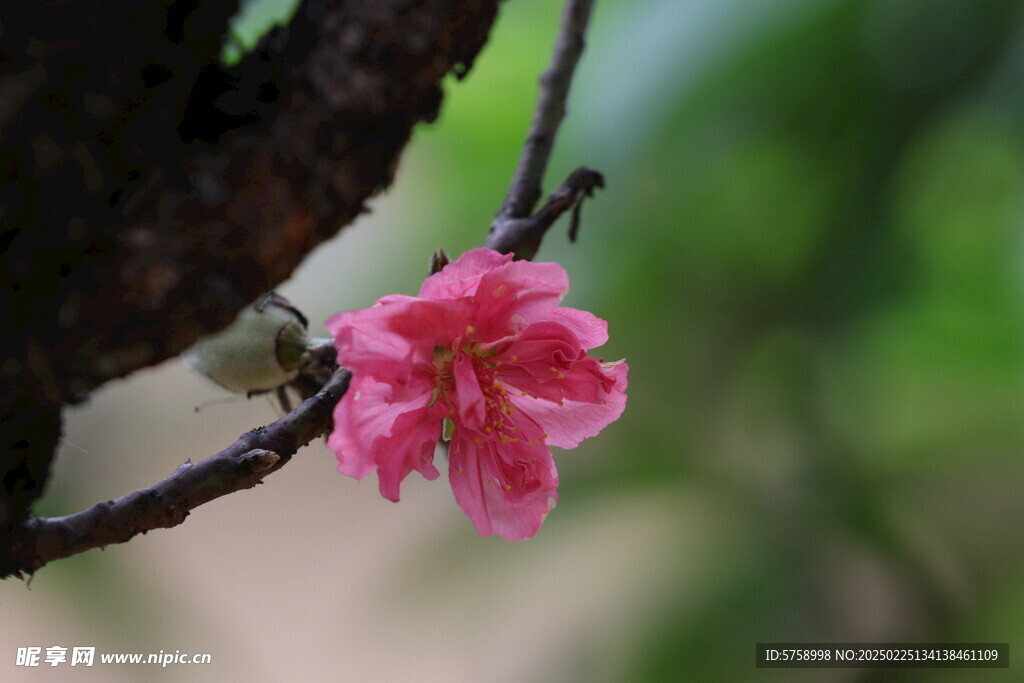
183 293 317 394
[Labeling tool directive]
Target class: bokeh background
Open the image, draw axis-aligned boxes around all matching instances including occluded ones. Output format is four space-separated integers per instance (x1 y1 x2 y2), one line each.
3 0 1024 680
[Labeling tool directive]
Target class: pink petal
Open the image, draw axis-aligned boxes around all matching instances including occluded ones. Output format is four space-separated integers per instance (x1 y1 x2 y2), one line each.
549 306 609 349
373 405 444 501
418 248 574 343
452 353 486 429
327 304 419 380
328 376 442 498
493 321 613 404
510 359 628 449
448 429 559 541
471 259 570 341
381 299 472 351
329 297 469 384
419 248 513 300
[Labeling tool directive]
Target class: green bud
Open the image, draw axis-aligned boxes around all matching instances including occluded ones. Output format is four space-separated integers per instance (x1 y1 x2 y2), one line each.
183 293 322 394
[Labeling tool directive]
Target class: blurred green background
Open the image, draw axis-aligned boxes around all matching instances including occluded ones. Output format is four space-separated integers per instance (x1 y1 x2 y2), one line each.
3 0 1024 680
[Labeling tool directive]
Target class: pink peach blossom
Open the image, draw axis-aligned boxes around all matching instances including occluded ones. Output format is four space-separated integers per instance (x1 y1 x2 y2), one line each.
326 248 627 540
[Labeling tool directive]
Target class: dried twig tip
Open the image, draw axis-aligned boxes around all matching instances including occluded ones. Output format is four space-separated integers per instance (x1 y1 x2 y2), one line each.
564 167 604 243
430 248 450 275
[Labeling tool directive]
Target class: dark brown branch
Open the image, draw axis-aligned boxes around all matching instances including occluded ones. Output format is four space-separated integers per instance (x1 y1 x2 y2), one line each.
486 167 604 260
1 0 500 553
495 0 596 223
4 370 351 577
487 0 603 261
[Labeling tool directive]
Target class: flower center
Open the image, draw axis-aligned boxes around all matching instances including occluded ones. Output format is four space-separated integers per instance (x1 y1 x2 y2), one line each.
428 341 519 440
475 359 518 443
432 344 455 377
428 345 456 408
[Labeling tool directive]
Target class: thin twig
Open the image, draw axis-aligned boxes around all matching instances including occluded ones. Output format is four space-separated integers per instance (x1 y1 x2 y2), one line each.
488 0 603 260
486 167 604 260
496 0 596 222
4 370 350 577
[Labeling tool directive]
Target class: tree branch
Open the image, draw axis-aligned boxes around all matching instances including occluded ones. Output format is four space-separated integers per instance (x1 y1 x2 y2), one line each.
4 370 350 577
486 166 604 259
495 0 596 223
1 0 606 578
487 0 603 262
0 0 500 550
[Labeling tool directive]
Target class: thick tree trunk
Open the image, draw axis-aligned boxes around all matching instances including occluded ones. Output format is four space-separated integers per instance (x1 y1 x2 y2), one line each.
0 0 500 575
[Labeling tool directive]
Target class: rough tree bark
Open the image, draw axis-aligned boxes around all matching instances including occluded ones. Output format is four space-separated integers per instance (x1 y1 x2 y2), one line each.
0 0 500 575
